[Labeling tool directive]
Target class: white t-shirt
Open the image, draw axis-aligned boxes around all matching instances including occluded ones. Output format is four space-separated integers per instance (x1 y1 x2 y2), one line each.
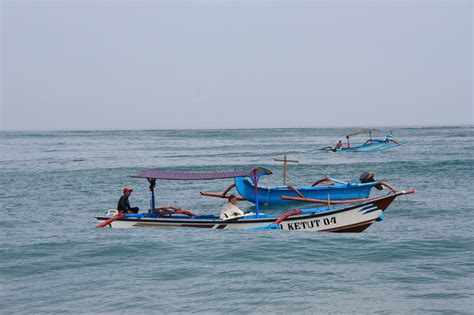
220 202 245 220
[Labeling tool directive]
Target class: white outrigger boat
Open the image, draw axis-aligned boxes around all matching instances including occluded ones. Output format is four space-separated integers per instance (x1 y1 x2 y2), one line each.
96 168 414 232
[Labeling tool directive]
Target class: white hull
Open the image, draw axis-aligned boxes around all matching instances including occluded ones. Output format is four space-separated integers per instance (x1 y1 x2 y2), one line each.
96 193 399 232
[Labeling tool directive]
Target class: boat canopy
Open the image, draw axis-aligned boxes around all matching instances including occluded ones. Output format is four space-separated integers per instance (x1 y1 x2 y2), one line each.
345 128 379 138
131 167 272 180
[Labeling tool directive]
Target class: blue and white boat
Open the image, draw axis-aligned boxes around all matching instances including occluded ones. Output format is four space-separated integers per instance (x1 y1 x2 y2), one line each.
200 171 388 206
96 168 415 232
322 129 407 153
233 176 377 205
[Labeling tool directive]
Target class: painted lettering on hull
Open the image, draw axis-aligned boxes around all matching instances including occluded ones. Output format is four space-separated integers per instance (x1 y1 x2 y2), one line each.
285 216 336 230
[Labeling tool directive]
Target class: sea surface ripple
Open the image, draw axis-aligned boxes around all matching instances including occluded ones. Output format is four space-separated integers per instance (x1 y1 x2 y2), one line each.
1 127 473 313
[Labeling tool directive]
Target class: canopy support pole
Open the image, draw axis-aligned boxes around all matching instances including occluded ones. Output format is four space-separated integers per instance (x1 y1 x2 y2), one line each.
148 178 157 217
252 169 260 217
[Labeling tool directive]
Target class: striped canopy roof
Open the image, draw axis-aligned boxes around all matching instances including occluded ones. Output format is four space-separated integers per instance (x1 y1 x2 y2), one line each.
131 167 272 180
345 129 379 138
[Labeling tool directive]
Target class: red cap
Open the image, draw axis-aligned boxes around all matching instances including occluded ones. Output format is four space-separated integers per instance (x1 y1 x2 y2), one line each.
123 187 133 193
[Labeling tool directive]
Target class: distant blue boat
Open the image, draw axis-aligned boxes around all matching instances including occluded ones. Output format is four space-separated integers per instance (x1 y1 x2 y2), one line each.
321 129 407 153
234 176 377 205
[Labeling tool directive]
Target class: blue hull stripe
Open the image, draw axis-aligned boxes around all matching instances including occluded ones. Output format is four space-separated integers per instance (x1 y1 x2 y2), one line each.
362 208 381 215
359 205 379 214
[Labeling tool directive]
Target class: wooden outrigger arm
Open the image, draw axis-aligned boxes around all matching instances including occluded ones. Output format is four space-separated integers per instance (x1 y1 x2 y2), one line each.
311 177 349 187
155 206 198 217
247 209 303 230
200 183 309 201
273 209 302 225
281 182 412 205
281 182 415 205
200 183 245 200
281 195 371 205
96 213 125 228
287 185 305 198
311 177 336 187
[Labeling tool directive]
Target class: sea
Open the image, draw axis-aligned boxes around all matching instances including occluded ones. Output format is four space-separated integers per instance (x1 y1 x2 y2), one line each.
1 126 473 314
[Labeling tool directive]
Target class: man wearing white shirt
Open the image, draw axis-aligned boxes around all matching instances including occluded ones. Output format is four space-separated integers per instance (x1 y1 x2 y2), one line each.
220 195 245 219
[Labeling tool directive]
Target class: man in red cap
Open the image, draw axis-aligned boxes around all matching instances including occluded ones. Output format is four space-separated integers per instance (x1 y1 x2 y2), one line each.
117 187 139 214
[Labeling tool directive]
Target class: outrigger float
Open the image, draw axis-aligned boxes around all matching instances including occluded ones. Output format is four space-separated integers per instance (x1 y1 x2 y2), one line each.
96 168 414 232
321 129 407 152
200 171 390 206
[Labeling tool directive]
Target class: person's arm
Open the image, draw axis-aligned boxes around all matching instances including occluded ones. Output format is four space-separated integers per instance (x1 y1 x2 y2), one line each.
235 205 245 216
124 198 131 210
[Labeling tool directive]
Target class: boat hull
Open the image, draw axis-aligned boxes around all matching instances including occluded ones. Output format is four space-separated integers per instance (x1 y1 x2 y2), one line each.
96 194 398 232
325 140 407 153
234 177 374 205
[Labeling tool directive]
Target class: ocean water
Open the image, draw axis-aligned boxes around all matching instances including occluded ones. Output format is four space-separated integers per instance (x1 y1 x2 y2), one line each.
0 126 473 314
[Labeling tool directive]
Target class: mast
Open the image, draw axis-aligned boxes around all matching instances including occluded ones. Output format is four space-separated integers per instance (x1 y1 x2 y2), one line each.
273 155 299 185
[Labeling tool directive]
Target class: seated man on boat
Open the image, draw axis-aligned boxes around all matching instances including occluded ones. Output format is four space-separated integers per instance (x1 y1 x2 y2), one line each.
328 140 344 152
117 187 139 214
220 195 244 220
384 131 399 144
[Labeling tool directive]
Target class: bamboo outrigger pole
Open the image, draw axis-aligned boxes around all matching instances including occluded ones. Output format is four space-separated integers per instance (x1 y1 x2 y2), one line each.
273 155 299 185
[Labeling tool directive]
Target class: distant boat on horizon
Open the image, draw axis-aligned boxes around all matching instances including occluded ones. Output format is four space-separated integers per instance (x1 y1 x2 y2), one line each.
321 129 407 153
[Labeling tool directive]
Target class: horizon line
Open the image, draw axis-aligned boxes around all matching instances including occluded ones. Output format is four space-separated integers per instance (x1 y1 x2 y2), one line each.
0 123 472 133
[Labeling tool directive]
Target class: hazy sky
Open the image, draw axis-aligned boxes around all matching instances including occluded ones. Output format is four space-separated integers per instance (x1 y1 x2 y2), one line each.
1 0 472 130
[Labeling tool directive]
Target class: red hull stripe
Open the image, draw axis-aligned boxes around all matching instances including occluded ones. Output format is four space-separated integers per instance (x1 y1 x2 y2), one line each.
331 223 372 233
319 219 376 233
372 195 396 210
